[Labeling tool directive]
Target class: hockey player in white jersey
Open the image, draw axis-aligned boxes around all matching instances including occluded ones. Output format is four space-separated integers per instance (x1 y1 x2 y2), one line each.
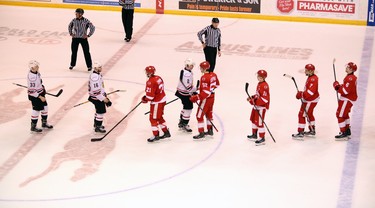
175 58 196 132
88 62 111 133
27 60 53 132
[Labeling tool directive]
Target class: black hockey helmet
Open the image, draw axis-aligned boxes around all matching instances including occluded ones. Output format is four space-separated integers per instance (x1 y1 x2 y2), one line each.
75 8 84 14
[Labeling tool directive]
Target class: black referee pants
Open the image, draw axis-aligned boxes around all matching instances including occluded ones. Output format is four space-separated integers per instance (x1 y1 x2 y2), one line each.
203 46 218 72
70 38 92 68
122 8 134 39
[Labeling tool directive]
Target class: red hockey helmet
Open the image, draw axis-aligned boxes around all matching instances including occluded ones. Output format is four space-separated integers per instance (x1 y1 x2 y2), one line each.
305 64 315 71
199 61 210 70
257 70 267 78
346 62 357 72
145 66 156 75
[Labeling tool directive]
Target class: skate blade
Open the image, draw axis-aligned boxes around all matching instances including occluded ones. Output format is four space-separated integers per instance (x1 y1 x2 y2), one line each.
247 138 258 142
30 131 43 134
255 142 266 146
292 137 304 141
193 137 206 141
335 137 349 141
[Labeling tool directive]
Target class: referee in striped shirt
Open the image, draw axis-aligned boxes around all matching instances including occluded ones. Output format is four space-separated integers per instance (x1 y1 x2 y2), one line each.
68 8 95 71
197 18 221 72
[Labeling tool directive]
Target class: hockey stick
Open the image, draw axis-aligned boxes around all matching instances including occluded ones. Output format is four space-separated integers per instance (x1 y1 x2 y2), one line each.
193 80 219 132
91 101 142 142
332 58 339 102
13 83 63 97
283 74 313 129
245 82 275 143
144 98 179 115
68 90 127 110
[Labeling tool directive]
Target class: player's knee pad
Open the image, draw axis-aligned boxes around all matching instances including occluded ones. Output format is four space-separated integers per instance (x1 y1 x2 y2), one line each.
41 106 48 115
31 110 40 120
95 113 104 121
182 109 192 119
149 117 158 126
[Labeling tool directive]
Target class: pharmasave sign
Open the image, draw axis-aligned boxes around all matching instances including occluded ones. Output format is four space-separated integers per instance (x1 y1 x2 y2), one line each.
179 0 261 13
277 0 359 19
297 1 355 14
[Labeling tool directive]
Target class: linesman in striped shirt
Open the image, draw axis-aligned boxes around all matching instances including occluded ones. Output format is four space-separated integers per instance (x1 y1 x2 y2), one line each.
68 8 95 71
197 18 222 72
119 0 135 42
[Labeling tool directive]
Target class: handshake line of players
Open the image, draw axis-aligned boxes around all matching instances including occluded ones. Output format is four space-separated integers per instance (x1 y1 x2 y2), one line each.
25 59 358 145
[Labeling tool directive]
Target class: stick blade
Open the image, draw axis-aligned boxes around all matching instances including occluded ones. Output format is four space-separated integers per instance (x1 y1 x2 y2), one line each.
333 58 336 64
283 74 293 79
91 137 104 142
56 89 63 97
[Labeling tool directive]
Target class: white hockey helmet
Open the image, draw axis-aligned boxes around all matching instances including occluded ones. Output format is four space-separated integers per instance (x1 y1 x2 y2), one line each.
184 58 195 67
93 61 102 69
28 60 40 69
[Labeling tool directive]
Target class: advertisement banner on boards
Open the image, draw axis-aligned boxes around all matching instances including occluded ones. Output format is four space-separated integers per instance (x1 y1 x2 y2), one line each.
63 0 141 7
178 0 261 14
277 0 359 19
368 0 375 25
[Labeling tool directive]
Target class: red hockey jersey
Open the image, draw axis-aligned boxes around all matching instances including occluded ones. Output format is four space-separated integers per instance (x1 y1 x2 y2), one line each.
252 81 270 109
145 75 166 104
198 72 220 100
302 74 319 102
338 74 357 102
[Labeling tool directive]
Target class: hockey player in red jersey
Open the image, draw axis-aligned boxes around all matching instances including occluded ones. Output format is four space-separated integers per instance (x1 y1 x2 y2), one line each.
27 60 53 132
142 66 171 142
333 62 358 140
190 61 220 139
292 64 320 139
247 70 270 146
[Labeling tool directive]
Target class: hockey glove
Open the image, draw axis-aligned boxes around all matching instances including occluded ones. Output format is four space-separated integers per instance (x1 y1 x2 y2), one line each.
247 97 255 105
333 81 340 91
141 96 148 104
296 91 303 99
105 100 112 107
190 95 199 103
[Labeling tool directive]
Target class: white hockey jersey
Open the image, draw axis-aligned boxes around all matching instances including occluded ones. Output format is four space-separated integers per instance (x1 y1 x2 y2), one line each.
176 68 195 96
88 71 106 101
27 70 44 98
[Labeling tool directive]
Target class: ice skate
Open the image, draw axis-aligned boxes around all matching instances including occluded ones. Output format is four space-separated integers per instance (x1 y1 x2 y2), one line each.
193 132 205 140
304 130 316 137
255 138 265 146
182 124 192 133
335 132 349 141
95 126 106 133
159 129 171 139
292 132 304 140
30 122 42 133
247 134 257 141
42 120 53 129
205 128 213 136
147 135 160 143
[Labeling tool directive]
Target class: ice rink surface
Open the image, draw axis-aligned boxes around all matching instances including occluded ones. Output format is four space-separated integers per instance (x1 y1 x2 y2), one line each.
0 5 374 208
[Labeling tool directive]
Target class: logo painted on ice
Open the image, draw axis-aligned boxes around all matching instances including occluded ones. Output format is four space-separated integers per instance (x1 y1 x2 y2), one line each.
175 41 313 60
19 38 61 45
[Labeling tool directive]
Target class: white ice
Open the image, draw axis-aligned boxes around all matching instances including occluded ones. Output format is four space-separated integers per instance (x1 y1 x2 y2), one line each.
0 5 374 208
